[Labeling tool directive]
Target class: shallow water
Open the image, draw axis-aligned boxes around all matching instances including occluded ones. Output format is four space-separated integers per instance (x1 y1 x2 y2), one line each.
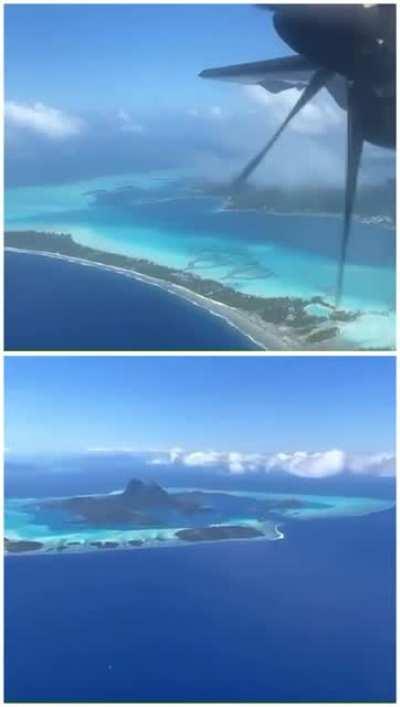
5 170 395 349
5 486 394 552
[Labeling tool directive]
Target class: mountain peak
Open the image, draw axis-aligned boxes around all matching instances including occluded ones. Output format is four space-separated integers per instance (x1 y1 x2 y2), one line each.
122 478 171 506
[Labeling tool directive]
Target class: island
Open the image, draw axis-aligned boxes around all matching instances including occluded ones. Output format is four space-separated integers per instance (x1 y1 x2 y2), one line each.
30 478 312 530
5 230 366 351
175 526 264 542
5 478 330 554
41 478 204 527
5 479 394 556
197 178 395 227
5 538 44 553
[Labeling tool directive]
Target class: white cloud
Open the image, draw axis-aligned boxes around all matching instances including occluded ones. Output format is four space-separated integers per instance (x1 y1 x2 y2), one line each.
187 105 225 120
243 86 343 137
148 447 394 478
266 449 346 478
209 105 224 119
5 101 84 139
181 450 222 467
117 109 145 134
5 95 393 189
346 452 395 476
163 448 265 473
169 447 184 463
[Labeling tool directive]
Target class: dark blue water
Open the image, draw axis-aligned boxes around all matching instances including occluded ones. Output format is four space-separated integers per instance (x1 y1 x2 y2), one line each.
5 509 395 702
5 252 257 351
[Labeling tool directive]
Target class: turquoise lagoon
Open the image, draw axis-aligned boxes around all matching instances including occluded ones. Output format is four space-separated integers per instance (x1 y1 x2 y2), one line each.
5 170 395 348
5 488 394 553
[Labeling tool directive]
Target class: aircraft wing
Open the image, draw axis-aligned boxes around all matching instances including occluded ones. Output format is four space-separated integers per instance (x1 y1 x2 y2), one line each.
199 54 317 92
200 54 347 106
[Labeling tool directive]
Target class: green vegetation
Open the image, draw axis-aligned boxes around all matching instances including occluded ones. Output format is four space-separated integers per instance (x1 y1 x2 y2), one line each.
175 526 264 542
5 230 357 341
199 178 395 224
5 538 44 553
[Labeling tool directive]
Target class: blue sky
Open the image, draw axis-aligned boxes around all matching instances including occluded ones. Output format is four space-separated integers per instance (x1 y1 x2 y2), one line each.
5 357 395 471
5 5 287 111
5 4 394 188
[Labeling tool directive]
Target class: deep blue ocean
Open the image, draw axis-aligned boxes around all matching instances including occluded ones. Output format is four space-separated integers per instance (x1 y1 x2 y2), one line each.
5 171 396 349
5 463 395 702
5 251 257 351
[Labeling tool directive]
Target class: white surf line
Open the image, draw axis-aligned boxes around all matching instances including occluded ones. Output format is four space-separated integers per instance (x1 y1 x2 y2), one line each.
5 530 281 557
274 524 285 540
215 205 394 229
5 247 267 351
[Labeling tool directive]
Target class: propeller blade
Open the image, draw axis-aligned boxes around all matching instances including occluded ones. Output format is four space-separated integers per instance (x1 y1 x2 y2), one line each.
233 67 332 187
335 84 364 307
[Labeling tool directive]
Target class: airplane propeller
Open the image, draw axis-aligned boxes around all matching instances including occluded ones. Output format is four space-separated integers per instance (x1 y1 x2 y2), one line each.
200 4 394 309
233 70 364 307
233 67 332 187
337 83 364 307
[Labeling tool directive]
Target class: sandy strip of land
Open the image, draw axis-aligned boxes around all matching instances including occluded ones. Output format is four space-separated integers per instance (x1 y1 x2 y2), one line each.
5 529 282 556
6 246 310 351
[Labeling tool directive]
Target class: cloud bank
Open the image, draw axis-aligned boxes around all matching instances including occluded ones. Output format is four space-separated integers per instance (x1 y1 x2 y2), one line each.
5 90 395 188
149 448 395 478
244 86 342 137
5 101 84 139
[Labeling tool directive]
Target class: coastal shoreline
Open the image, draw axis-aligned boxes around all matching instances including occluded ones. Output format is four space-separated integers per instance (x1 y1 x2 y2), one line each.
4 525 284 557
215 204 395 229
6 230 388 351
6 246 268 349
5 246 302 351
5 481 288 555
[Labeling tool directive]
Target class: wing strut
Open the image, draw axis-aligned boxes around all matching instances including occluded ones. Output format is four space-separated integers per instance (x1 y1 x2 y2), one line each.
335 83 364 307
234 68 332 186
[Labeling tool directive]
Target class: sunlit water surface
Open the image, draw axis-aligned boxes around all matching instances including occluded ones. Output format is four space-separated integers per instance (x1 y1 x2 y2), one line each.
5 170 395 349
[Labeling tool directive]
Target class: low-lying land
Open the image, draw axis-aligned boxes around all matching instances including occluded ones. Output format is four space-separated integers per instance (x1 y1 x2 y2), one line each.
6 229 364 350
5 478 304 553
5 479 394 555
176 526 264 542
4 526 266 554
198 179 395 227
